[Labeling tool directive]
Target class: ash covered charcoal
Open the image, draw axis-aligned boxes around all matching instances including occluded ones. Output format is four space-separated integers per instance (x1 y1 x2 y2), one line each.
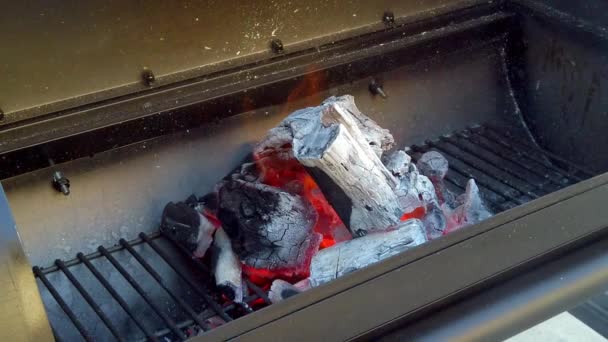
217 179 321 276
255 95 402 236
160 200 216 258
268 278 312 303
417 151 456 207
422 202 447 240
392 162 439 217
309 219 427 287
445 179 492 233
269 279 301 303
382 150 411 178
210 227 243 302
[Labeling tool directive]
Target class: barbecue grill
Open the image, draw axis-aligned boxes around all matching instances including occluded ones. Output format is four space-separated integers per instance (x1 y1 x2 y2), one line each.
2 1 608 341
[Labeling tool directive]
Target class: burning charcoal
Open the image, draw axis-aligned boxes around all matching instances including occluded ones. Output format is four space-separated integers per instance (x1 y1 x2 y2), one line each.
417 151 456 207
217 179 321 277
269 279 302 304
309 219 427 287
210 227 243 302
255 95 402 236
417 151 448 179
383 150 412 177
445 179 492 233
160 201 216 258
393 164 439 217
422 202 447 240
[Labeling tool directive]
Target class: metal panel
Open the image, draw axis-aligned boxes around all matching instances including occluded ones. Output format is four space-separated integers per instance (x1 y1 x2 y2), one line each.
0 0 478 122
0 184 53 341
378 233 608 341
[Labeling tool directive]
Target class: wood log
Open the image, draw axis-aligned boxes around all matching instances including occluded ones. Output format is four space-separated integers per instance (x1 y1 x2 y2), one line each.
217 179 321 274
255 95 402 236
210 227 243 302
309 219 427 287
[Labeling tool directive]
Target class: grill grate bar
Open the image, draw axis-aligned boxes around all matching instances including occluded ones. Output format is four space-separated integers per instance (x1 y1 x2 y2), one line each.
55 259 125 342
33 266 93 342
119 238 211 331
459 130 571 188
411 144 528 205
98 246 187 340
408 151 513 212
139 232 234 322
485 125 595 178
439 135 554 195
37 231 161 274
426 140 540 199
162 231 273 306
76 252 159 341
474 126 585 182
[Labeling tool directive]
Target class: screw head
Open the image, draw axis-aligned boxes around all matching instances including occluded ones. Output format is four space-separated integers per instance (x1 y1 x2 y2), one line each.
270 39 284 54
141 69 155 86
383 11 395 26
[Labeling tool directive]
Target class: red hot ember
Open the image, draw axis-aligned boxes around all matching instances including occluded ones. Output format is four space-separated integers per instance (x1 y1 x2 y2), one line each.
161 94 492 303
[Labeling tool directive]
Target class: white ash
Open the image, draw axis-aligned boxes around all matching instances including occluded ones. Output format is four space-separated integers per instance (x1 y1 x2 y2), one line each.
211 227 243 303
393 162 439 214
422 202 447 240
256 95 401 235
446 179 492 231
417 151 448 179
382 150 412 177
416 151 456 207
255 95 394 158
269 279 302 304
193 213 217 258
217 179 320 271
309 219 427 287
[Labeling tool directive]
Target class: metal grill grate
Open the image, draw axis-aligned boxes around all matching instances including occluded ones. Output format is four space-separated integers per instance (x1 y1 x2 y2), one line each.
34 232 270 341
407 124 592 213
33 124 593 341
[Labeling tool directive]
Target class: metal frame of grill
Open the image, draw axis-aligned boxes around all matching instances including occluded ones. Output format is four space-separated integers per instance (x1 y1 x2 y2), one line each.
2 0 608 340
32 123 596 341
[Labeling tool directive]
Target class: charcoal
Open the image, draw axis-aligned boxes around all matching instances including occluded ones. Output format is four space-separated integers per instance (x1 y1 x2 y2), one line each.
417 151 448 179
383 150 412 177
210 228 243 302
269 279 302 303
422 202 447 240
217 179 320 272
417 151 456 207
394 163 438 215
309 219 427 287
160 201 216 257
445 179 492 233
255 95 402 236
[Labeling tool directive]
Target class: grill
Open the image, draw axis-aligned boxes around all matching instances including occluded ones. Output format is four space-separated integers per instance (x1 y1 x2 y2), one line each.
31 124 592 341
2 1 608 341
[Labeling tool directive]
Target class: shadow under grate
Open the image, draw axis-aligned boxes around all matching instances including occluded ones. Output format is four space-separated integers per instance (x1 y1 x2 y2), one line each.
33 124 592 341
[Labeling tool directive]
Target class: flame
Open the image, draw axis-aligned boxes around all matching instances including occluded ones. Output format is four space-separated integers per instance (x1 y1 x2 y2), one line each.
282 68 327 115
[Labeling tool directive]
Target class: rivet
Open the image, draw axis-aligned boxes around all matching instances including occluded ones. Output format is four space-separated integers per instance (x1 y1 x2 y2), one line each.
142 69 156 86
383 11 395 26
270 39 284 54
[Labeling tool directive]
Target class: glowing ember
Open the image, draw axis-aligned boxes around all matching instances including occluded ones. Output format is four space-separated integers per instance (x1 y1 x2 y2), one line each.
254 148 350 248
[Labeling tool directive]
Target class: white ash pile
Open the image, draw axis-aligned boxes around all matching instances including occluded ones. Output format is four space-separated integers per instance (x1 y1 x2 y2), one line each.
159 95 492 305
